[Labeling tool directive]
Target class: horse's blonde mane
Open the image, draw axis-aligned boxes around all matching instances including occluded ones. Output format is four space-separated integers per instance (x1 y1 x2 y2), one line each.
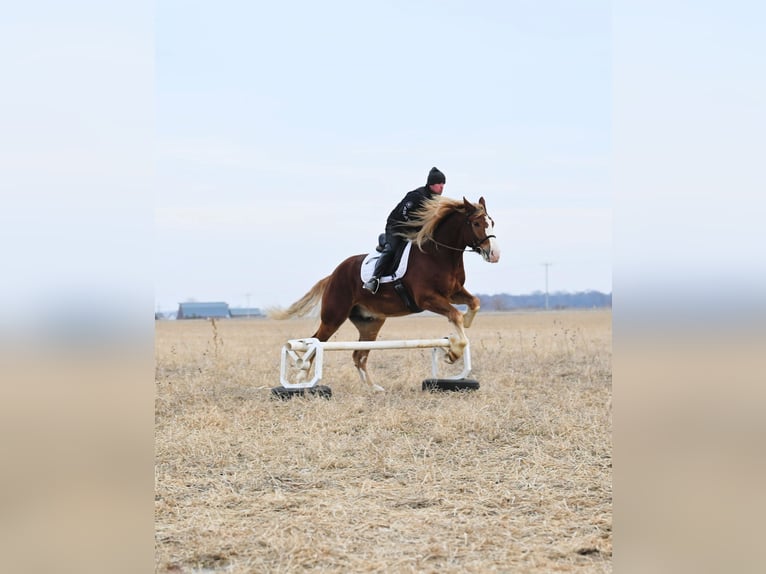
397 196 485 250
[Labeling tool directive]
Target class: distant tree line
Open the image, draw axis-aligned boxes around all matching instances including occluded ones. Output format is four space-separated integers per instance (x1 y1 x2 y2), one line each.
476 290 611 311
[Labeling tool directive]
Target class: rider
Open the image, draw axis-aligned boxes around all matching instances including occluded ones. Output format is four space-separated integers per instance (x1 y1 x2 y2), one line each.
362 167 446 294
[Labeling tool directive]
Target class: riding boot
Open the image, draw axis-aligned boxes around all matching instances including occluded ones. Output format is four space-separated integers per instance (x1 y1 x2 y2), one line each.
362 276 380 294
363 241 396 294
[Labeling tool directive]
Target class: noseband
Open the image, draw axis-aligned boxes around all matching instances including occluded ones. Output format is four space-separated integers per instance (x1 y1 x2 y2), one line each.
468 233 497 254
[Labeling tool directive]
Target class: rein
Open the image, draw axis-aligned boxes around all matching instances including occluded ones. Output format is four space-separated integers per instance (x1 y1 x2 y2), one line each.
428 214 496 255
429 236 496 254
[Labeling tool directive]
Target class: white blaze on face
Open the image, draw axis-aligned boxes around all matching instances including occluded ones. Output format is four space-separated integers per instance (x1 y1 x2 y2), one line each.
484 215 500 263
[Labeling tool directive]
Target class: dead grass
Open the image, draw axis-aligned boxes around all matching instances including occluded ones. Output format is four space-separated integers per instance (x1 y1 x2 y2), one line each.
156 310 612 573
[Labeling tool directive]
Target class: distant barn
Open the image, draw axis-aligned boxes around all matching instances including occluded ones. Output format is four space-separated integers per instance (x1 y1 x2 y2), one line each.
176 302 231 319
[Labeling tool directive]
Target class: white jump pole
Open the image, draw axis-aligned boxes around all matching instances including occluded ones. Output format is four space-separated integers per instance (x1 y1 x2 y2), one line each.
279 337 471 389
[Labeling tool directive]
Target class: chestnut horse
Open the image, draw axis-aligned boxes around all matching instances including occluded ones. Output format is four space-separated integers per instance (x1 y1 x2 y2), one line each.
270 196 501 391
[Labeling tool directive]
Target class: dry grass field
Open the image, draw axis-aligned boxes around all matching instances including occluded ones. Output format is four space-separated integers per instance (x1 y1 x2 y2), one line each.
155 309 612 573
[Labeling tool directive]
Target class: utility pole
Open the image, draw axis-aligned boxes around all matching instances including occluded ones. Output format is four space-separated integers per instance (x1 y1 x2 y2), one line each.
542 262 552 310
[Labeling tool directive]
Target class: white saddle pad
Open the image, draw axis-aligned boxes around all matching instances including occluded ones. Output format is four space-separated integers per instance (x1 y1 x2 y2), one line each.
360 242 413 284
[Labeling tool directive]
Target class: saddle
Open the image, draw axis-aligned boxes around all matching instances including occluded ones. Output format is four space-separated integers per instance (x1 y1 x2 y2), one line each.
361 236 421 313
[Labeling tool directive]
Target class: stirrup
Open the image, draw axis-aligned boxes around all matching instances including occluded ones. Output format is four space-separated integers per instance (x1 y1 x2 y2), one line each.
363 277 380 294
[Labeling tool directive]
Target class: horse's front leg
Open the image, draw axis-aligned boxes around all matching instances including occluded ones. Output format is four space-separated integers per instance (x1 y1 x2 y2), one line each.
445 309 469 363
450 287 481 329
421 297 469 364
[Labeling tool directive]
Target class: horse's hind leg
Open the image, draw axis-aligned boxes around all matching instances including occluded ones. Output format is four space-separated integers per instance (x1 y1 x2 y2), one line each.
311 294 352 342
349 306 386 392
301 300 352 385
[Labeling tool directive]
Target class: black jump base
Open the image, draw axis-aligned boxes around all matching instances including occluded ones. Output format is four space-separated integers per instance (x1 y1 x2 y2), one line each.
422 378 480 392
271 385 333 400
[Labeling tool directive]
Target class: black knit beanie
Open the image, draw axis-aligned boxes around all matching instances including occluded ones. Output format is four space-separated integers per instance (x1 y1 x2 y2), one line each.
426 167 446 186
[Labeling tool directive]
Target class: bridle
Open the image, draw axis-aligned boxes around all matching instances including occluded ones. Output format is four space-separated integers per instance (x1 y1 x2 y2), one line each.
428 213 496 255
468 233 497 254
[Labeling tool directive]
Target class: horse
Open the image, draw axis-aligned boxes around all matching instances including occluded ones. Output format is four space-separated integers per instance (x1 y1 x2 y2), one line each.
269 196 501 391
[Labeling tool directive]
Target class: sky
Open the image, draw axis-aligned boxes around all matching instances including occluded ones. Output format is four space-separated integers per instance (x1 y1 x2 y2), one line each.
3 2 761 323
154 1 612 312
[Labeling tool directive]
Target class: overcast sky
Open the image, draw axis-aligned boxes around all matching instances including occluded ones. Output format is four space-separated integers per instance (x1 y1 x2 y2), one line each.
5 3 760 322
154 1 611 311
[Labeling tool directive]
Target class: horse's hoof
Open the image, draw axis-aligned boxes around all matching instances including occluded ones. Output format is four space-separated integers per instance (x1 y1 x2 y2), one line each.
372 384 385 392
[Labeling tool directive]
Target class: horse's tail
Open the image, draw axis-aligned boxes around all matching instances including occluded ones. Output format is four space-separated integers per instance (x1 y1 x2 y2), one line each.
267 276 331 320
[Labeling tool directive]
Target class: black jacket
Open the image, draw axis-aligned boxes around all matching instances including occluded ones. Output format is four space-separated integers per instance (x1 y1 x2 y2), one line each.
385 186 434 232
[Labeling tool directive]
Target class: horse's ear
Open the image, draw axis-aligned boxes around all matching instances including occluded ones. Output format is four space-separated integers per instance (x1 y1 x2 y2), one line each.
463 197 475 213
479 196 486 209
